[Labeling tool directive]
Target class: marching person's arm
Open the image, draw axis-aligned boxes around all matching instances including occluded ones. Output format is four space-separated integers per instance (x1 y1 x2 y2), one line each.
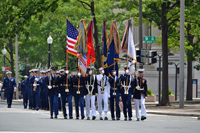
144 80 148 97
106 76 110 97
13 78 17 92
94 76 98 94
131 76 134 97
2 79 6 94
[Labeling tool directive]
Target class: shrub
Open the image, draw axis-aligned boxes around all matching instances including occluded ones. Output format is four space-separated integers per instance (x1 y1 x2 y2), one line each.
169 89 174 96
147 89 154 96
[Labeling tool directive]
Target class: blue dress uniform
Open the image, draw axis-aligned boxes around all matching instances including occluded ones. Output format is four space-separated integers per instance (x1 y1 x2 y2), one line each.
2 71 17 108
39 71 47 110
27 69 34 109
47 67 60 119
120 72 134 121
109 74 121 120
59 68 73 119
21 76 29 109
133 69 147 121
30 72 43 110
72 74 86 120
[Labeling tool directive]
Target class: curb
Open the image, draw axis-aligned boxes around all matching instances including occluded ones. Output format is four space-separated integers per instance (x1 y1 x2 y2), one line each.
147 111 200 119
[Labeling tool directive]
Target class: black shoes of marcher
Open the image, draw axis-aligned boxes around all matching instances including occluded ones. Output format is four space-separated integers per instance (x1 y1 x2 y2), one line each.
55 115 58 118
124 118 127 121
24 106 27 109
104 117 108 120
100 117 103 120
116 117 120 120
64 116 67 119
92 116 96 120
50 116 53 119
112 118 115 120
87 117 90 120
76 117 79 120
36 107 39 111
69 116 73 119
136 118 140 121
7 105 11 108
129 118 132 121
141 116 146 121
81 116 85 120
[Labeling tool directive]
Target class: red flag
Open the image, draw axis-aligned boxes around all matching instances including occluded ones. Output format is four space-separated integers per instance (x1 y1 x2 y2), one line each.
87 20 95 66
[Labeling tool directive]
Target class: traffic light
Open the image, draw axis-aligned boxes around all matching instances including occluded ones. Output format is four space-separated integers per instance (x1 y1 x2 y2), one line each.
148 51 157 64
136 50 146 63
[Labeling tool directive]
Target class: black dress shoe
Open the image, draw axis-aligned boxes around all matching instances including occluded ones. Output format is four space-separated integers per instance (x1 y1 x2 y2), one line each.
87 117 90 120
141 116 146 121
92 116 96 120
124 118 127 121
81 116 85 120
50 116 53 119
76 117 79 120
112 118 115 120
64 116 67 119
116 117 120 120
36 107 39 111
55 115 58 118
129 118 132 121
24 106 27 109
104 117 108 120
69 116 73 119
7 105 11 108
100 117 103 120
136 118 140 121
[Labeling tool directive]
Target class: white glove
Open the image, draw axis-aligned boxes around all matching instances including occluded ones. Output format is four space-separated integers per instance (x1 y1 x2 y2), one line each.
108 95 110 98
119 96 122 100
102 70 105 74
84 96 86 99
48 86 52 89
78 72 81 77
131 95 133 98
58 93 61 97
33 84 37 86
0 83 2 87
113 71 116 75
136 86 140 90
35 78 39 81
66 70 69 74
126 69 129 74
89 70 93 75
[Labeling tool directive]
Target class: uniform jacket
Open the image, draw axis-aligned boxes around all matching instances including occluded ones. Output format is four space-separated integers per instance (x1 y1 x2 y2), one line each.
109 75 121 97
85 75 97 95
2 77 17 94
47 74 60 96
21 80 28 95
30 76 43 93
120 74 134 96
59 74 73 96
133 77 147 99
96 74 110 95
72 75 86 97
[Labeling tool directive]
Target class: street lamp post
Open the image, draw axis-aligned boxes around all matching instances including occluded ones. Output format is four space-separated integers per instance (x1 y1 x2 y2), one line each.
47 33 53 68
2 46 7 78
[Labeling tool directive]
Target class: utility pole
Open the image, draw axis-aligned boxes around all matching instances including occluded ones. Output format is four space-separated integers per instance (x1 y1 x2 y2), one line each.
139 0 143 68
179 0 185 108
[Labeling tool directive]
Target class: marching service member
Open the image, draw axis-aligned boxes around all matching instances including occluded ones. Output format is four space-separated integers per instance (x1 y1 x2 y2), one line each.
120 66 134 121
21 76 28 109
97 67 110 120
134 69 147 121
85 66 97 120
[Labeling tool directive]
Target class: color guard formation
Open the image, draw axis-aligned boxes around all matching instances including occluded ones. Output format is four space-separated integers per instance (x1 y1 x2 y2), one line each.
1 66 148 121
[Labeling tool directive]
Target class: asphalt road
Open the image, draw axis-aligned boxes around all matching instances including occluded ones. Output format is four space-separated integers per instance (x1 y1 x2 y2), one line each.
0 101 199 133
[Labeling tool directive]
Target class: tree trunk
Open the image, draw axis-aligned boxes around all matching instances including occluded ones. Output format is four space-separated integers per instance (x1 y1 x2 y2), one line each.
160 3 170 106
91 1 101 71
186 23 194 101
8 38 15 77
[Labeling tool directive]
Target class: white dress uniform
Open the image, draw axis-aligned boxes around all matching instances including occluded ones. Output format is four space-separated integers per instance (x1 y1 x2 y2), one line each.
85 75 97 120
97 73 110 119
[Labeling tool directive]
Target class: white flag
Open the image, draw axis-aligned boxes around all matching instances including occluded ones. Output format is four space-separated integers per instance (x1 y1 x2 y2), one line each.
78 54 87 75
128 27 137 75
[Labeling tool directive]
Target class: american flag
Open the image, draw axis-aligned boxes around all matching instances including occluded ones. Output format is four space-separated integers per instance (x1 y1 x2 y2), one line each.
66 19 79 56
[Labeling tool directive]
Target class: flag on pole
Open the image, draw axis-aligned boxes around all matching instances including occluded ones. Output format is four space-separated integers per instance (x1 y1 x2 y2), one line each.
86 19 96 66
75 19 88 75
66 19 79 56
101 18 108 75
107 20 120 76
121 20 137 75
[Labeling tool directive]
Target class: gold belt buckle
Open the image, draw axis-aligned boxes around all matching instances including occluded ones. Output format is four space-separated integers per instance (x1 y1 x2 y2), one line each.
101 91 104 94
65 88 69 92
77 90 80 94
113 92 116 95
124 91 128 94
88 93 92 96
